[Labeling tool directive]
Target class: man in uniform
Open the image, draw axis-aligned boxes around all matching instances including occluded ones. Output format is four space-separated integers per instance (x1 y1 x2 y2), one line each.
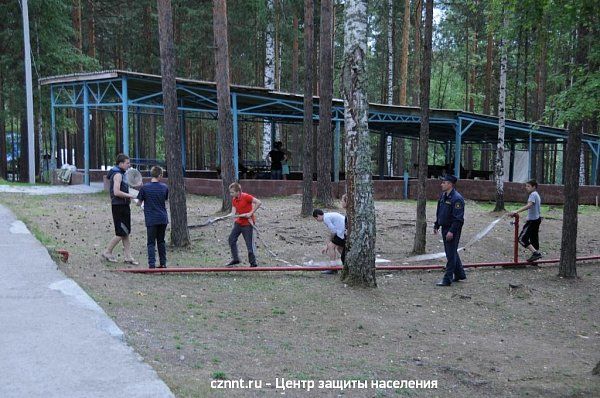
433 174 466 286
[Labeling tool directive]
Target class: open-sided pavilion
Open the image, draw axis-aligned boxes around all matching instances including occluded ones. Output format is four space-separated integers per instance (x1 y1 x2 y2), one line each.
40 70 600 186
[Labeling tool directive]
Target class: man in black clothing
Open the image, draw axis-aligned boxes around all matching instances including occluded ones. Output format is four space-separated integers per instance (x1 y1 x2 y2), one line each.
102 153 139 265
268 141 286 180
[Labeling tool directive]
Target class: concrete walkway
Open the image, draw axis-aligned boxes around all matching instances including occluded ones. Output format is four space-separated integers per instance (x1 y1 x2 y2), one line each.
0 204 174 398
0 182 104 195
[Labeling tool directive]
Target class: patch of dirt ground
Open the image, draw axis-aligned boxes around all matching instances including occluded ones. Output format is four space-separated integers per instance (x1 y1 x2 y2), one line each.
1 191 599 397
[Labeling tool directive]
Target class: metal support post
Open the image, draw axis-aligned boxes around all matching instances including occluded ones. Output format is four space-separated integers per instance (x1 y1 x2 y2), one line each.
232 93 239 180
454 121 462 178
179 105 186 175
50 85 57 171
135 106 141 161
528 133 533 180
509 142 515 182
83 84 90 185
333 121 340 182
122 77 129 154
403 170 409 199
590 142 599 185
379 132 386 180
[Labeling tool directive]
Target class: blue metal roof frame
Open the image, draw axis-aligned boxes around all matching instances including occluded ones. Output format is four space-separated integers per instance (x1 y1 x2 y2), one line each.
40 70 599 185
40 69 598 144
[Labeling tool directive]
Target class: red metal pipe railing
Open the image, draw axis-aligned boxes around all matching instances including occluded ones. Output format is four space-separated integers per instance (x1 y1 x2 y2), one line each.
116 255 600 273
512 213 519 263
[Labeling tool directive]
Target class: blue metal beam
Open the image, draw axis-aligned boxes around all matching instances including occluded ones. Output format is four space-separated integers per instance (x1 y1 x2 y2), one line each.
460 120 475 136
129 91 164 105
178 86 218 107
458 115 569 141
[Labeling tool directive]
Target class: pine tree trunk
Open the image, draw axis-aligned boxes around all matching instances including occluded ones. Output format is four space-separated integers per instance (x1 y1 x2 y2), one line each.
212 0 236 213
385 0 394 176
72 0 82 64
412 0 422 106
513 27 522 119
274 3 281 92
559 123 581 277
493 13 507 212
560 19 586 281
399 0 410 106
143 4 153 73
291 16 299 93
535 142 544 183
86 1 97 169
412 0 433 254
157 0 189 246
523 34 529 121
263 0 275 160
341 0 376 288
469 28 477 112
0 70 6 179
464 24 469 111
411 139 418 176
71 0 84 169
535 25 548 122
19 113 28 182
87 0 96 58
301 0 315 217
316 0 334 207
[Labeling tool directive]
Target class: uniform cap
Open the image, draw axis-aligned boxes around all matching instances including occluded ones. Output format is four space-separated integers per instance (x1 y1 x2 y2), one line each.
441 174 458 183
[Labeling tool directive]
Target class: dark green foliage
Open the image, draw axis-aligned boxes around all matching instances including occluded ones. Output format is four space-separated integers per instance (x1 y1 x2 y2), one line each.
0 0 597 181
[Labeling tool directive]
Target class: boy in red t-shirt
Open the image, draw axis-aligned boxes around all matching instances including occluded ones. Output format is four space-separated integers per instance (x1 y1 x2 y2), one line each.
226 182 262 267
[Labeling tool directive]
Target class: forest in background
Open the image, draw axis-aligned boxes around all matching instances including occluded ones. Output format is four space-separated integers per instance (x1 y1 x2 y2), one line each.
0 0 598 183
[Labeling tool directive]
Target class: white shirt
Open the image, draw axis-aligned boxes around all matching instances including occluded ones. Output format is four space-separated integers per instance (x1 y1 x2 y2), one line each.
323 212 346 239
527 191 541 221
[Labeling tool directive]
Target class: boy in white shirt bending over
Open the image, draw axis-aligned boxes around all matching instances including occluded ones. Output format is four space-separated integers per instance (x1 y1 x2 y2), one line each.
510 179 543 262
313 209 346 274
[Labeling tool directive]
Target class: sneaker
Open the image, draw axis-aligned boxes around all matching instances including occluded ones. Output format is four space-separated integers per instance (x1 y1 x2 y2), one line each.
527 252 542 262
149 265 156 269
250 263 258 268
226 260 241 267
157 264 167 269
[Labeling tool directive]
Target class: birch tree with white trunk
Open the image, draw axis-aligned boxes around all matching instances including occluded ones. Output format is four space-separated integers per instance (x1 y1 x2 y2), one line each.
263 0 275 161
341 0 376 287
493 12 507 212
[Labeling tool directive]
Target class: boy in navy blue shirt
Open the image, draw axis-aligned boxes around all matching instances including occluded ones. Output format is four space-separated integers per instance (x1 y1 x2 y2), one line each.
137 166 169 268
